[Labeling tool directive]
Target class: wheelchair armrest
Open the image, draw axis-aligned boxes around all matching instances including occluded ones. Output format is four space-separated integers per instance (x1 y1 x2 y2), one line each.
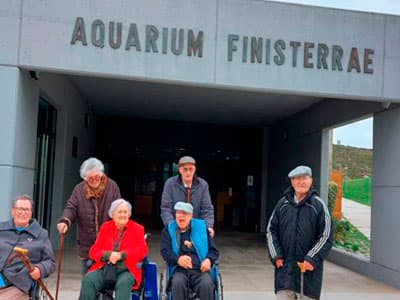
136 256 149 269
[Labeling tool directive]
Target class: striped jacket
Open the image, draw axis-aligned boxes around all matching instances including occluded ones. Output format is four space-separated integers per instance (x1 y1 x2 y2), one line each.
266 188 333 299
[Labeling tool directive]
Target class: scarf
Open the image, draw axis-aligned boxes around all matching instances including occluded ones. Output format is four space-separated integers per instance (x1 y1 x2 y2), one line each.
84 174 108 201
84 175 108 234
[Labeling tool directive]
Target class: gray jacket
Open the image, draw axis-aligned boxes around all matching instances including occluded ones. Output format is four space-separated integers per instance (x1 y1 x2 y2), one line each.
0 219 56 293
160 175 214 228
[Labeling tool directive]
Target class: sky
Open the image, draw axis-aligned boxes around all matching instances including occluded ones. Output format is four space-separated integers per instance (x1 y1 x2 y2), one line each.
272 0 400 15
333 117 373 149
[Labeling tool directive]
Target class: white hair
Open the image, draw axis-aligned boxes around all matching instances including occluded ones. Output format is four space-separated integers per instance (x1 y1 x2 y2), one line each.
79 157 104 179
108 199 132 218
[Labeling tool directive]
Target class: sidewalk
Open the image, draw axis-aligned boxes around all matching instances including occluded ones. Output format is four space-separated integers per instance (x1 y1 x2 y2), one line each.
46 231 400 299
341 197 371 238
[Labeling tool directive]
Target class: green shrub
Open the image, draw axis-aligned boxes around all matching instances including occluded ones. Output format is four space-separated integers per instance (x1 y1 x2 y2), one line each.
326 181 370 256
332 219 370 256
328 181 338 216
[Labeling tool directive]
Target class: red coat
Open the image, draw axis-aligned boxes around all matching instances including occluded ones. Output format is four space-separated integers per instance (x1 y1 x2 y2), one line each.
88 219 148 289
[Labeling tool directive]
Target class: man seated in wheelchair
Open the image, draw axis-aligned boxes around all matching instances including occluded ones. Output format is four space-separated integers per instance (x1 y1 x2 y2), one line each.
79 199 148 300
160 201 219 300
0 195 56 300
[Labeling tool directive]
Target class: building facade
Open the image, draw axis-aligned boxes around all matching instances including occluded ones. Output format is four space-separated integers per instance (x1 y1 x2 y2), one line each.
1 0 400 288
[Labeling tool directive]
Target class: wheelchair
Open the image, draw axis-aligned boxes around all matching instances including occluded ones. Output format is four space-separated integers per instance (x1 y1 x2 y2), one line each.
29 280 50 300
92 232 158 300
96 257 159 300
158 263 223 300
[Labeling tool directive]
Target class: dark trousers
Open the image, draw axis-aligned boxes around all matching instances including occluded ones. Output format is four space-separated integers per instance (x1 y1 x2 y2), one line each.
79 269 135 300
171 269 214 300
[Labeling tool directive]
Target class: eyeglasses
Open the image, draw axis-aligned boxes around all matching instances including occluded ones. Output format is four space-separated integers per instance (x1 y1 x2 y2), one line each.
86 175 101 182
13 207 32 213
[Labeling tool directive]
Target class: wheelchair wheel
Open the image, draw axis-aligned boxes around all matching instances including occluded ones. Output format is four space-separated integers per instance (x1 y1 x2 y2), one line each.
37 288 49 300
29 281 50 300
158 270 168 300
216 272 223 300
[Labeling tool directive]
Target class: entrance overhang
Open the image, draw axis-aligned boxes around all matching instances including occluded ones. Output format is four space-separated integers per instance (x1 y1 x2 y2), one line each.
68 74 321 126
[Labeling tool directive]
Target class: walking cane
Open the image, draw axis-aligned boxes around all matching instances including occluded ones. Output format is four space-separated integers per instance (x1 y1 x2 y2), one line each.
55 233 65 300
297 262 306 300
13 247 55 300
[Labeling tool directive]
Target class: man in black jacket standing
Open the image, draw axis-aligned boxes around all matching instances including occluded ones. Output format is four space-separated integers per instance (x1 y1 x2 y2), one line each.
266 165 333 300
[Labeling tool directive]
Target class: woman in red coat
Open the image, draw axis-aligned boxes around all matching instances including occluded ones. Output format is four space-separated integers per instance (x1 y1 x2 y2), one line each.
79 199 148 300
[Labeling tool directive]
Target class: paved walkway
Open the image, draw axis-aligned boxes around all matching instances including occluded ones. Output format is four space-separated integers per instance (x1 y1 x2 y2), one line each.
44 231 400 299
341 197 371 238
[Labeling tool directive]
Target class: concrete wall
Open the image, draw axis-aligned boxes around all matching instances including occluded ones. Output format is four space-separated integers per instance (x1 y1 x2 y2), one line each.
0 67 94 247
266 98 383 211
19 0 217 83
0 66 39 220
383 16 400 100
0 1 20 65
370 106 400 286
0 0 396 103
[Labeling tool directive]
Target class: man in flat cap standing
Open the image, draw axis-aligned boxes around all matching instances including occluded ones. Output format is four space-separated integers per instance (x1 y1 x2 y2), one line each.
266 165 333 300
160 156 215 237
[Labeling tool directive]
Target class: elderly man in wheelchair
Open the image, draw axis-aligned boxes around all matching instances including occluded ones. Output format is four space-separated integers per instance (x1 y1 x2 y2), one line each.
0 195 55 300
160 202 219 300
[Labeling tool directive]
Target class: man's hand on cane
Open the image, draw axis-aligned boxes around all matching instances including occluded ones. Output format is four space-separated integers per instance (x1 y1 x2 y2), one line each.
275 258 284 268
304 260 314 271
29 266 41 280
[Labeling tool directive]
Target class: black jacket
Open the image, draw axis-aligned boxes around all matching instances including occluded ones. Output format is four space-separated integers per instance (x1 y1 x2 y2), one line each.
266 188 333 299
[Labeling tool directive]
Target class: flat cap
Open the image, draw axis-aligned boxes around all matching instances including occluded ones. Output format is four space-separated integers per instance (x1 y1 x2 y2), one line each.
174 201 193 214
178 156 196 166
288 165 312 178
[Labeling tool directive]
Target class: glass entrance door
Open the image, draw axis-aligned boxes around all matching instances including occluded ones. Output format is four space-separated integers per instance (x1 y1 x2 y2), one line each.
33 98 57 230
